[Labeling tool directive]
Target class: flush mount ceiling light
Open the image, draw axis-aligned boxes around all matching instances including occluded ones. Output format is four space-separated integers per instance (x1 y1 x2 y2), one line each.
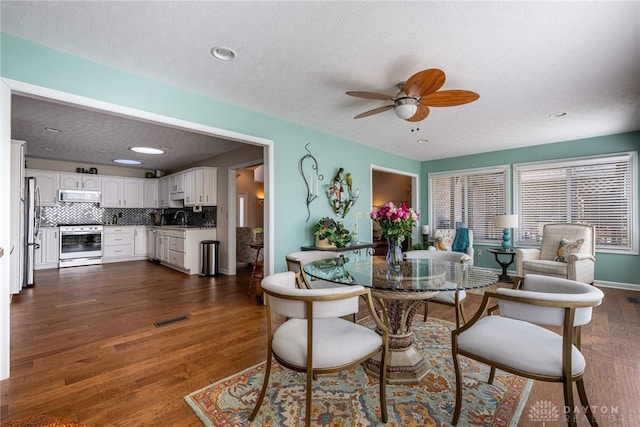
211 46 236 61
417 139 429 144
113 159 142 165
43 147 56 151
130 146 165 155
45 127 61 133
549 112 568 118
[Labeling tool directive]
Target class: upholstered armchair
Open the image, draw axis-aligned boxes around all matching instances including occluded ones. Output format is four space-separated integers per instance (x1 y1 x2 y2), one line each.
516 223 596 284
451 274 604 427
429 228 474 264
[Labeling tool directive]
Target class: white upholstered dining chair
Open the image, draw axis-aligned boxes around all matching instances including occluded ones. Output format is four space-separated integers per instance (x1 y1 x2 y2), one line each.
451 274 604 427
249 271 389 427
404 250 471 327
285 250 344 289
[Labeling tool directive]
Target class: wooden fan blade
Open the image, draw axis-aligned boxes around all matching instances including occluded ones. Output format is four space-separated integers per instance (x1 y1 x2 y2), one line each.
346 91 394 101
354 105 394 119
405 104 430 122
403 69 446 98
423 90 480 107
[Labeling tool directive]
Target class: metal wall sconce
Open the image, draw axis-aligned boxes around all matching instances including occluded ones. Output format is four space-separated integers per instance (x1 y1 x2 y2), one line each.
327 167 359 218
299 143 323 222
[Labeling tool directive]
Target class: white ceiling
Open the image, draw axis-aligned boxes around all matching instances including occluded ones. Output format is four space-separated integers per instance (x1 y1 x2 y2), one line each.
3 1 639 169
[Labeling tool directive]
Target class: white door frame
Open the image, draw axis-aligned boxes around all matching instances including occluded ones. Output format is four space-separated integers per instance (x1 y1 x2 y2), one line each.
370 164 420 244
0 77 275 379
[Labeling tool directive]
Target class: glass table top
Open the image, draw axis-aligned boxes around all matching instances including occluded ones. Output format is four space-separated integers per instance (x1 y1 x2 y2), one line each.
303 256 499 293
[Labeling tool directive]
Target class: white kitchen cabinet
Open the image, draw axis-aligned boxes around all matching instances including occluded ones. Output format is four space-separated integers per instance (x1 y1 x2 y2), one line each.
34 227 59 270
155 227 216 275
133 227 147 256
184 167 217 206
25 169 58 206
103 226 133 259
158 177 183 208
143 179 158 208
101 177 143 208
59 173 101 191
201 167 217 206
183 170 196 206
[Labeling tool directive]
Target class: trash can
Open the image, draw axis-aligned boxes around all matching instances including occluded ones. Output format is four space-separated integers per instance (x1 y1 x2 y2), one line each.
200 240 220 277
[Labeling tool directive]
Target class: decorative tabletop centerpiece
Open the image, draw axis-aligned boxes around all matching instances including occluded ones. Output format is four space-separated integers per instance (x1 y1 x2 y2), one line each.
370 202 419 268
312 217 352 248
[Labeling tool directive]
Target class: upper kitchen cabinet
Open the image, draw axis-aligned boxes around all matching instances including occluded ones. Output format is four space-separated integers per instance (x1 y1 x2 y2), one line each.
143 179 158 208
25 169 58 206
158 177 183 208
102 177 143 208
184 167 217 207
59 173 101 191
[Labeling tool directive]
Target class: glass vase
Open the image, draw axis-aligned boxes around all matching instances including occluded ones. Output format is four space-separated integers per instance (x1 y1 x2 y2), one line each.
386 238 403 270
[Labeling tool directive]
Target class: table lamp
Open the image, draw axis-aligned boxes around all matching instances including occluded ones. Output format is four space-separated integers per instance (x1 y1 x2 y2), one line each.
494 214 518 250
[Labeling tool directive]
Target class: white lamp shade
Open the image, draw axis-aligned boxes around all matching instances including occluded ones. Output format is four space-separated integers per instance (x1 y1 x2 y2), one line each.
421 225 430 234
494 214 518 228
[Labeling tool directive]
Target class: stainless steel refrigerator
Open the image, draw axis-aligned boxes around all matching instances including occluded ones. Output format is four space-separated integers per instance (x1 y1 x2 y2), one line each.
23 177 41 287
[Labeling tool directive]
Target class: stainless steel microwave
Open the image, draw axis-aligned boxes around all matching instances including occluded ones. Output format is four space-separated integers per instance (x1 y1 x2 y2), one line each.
58 189 101 203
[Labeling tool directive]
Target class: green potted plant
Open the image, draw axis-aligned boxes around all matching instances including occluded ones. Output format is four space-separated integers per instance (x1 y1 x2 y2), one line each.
312 217 352 248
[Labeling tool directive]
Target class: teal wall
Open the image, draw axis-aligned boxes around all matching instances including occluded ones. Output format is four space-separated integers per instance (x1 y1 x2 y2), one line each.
421 132 640 286
2 34 637 286
0 34 420 272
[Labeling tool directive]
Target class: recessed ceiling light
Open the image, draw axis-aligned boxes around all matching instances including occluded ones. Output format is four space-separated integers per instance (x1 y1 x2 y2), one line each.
43 147 55 151
113 159 142 165
130 146 165 155
45 127 61 133
417 139 429 144
211 46 236 61
160 146 170 150
549 112 568 118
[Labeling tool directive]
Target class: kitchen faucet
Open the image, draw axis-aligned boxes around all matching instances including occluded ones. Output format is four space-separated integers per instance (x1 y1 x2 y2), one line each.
174 210 188 226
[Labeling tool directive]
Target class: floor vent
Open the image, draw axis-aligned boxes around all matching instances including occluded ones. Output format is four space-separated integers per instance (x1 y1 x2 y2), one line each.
154 315 189 327
627 297 639 304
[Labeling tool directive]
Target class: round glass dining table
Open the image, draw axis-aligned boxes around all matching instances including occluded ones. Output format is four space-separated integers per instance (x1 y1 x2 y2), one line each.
303 255 499 384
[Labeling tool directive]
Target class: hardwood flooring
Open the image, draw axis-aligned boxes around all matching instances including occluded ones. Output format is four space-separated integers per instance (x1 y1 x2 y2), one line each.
1 261 639 426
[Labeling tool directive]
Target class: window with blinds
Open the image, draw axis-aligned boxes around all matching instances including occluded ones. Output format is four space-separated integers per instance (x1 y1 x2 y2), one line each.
429 166 508 242
514 152 637 253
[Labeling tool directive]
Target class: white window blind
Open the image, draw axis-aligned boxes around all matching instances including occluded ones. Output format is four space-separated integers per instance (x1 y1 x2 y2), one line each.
514 152 637 252
429 167 507 242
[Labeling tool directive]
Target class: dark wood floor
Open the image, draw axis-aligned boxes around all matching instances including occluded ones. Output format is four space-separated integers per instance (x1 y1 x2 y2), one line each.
1 261 638 426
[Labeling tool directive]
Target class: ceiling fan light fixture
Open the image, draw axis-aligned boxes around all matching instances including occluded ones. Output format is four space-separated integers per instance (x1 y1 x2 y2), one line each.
394 97 418 119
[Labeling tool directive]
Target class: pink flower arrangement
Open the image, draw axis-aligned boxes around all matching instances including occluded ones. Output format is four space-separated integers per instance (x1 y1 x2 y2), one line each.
370 202 419 243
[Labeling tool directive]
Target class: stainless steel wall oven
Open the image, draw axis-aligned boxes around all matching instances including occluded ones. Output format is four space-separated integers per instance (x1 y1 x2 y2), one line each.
59 224 103 267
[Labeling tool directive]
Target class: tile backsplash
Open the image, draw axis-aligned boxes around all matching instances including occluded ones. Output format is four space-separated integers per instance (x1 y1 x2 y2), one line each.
40 202 216 227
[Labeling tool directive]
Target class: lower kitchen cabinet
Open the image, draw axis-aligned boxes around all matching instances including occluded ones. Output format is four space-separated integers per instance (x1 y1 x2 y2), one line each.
34 227 59 270
155 227 216 275
103 226 133 260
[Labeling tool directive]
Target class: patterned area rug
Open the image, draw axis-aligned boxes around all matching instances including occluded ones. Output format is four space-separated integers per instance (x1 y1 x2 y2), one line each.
185 318 532 426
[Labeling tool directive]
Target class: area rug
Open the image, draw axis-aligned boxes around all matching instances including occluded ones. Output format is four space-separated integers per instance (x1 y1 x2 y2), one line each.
185 318 532 426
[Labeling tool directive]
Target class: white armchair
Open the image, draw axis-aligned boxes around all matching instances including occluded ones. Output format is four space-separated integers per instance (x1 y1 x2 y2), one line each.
429 228 474 263
451 274 604 427
249 271 389 426
516 223 596 284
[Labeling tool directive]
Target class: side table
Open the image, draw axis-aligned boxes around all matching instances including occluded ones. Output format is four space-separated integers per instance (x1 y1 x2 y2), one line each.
487 248 517 283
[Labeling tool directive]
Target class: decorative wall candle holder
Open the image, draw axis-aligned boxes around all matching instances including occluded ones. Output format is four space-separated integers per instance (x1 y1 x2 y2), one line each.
299 143 323 222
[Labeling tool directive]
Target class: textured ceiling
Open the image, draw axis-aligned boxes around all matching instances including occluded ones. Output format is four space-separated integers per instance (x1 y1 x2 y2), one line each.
2 1 639 169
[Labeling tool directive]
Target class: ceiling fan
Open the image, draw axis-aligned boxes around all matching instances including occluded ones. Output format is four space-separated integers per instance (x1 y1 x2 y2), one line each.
346 68 479 122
